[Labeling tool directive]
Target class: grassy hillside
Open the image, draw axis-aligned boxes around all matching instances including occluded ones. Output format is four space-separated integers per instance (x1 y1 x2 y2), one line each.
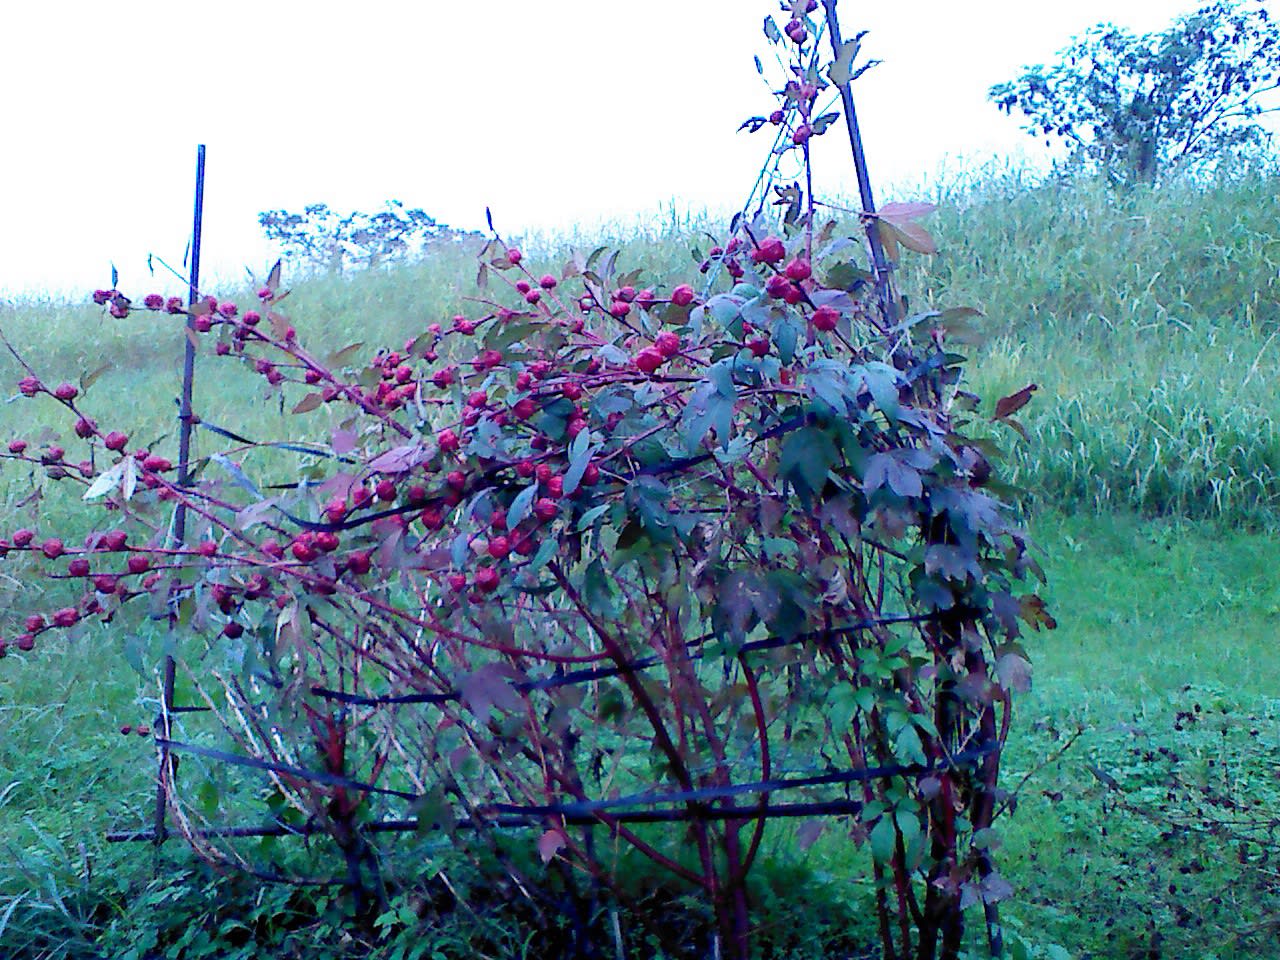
2 170 1280 957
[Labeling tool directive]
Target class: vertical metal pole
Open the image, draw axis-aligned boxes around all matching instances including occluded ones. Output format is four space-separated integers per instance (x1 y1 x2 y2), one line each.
153 144 205 846
821 0 897 324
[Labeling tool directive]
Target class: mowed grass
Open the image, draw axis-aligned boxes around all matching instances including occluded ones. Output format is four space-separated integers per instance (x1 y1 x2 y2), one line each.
1 169 1280 956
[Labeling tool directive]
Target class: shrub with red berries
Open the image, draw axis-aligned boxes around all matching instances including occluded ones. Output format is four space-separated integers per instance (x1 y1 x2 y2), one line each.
0 5 1045 958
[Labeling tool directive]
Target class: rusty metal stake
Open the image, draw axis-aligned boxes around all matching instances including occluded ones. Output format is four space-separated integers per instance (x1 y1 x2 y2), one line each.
153 144 205 847
821 0 897 325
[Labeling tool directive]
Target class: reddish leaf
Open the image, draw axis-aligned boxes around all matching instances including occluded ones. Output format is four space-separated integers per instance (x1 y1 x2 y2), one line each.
993 383 1038 421
878 201 936 222
331 429 358 455
537 828 567 864
291 392 323 415
368 443 427 474
796 820 825 851
885 219 937 255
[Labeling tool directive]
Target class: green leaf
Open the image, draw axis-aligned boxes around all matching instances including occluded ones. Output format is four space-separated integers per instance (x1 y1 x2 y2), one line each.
529 538 558 572
577 503 610 531
325 342 365 367
869 816 895 864
858 362 901 420
563 431 594 495
780 427 836 495
82 461 126 501
828 38 861 86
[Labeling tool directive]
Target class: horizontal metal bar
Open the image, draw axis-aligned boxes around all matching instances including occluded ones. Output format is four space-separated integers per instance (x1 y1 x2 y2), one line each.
106 798 867 843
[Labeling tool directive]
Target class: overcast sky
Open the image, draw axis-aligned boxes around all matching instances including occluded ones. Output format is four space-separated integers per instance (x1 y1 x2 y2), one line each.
0 0 1258 300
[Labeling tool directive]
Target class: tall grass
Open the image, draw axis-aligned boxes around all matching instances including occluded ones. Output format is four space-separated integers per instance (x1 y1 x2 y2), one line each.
900 170 1280 526
5 169 1280 528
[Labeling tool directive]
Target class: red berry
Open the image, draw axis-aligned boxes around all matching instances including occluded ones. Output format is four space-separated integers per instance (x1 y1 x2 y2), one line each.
792 124 812 145
103 431 128 452
546 476 564 499
41 538 65 559
812 305 840 332
24 614 44 632
582 463 601 486
535 463 554 485
92 575 118 594
488 536 511 560
315 531 340 553
784 258 812 281
533 498 559 522
101 530 127 551
53 382 79 402
12 529 35 548
780 283 804 306
475 566 500 593
516 459 535 479
419 506 445 531
539 274 557 290
18 376 43 397
222 621 244 639
507 247 523 264
67 558 91 577
752 237 787 264
127 554 151 574
7 439 27 454
467 390 489 408
654 332 681 358
291 541 317 563
438 428 461 453
615 286 637 303
512 397 538 420
634 348 664 375
375 479 397 502
446 470 467 492
347 551 372 575
52 607 80 628
447 572 468 591
609 301 631 319
16 634 34 652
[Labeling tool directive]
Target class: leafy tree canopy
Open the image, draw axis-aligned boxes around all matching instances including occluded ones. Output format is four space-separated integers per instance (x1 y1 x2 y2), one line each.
990 0 1280 183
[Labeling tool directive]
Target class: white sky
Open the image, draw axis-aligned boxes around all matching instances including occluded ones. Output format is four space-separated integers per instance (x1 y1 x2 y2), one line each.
0 0 1256 300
